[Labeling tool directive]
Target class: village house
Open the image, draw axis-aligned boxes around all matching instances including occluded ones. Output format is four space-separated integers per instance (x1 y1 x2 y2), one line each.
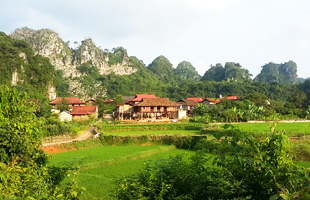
85 98 96 105
104 99 114 105
117 95 179 121
202 98 217 105
215 96 241 104
127 94 157 105
186 97 205 104
49 97 85 110
177 99 198 113
117 94 157 120
71 105 98 121
133 98 179 120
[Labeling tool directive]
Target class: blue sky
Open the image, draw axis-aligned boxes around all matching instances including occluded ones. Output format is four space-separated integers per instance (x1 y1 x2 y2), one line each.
2 0 310 78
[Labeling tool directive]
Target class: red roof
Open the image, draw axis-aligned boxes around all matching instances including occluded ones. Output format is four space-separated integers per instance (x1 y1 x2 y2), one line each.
49 97 85 105
104 99 114 103
215 96 240 103
71 105 97 115
226 96 240 100
204 98 216 102
137 98 179 107
186 97 204 103
128 94 157 102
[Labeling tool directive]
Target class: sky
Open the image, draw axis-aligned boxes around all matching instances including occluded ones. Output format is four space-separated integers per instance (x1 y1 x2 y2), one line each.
1 0 310 78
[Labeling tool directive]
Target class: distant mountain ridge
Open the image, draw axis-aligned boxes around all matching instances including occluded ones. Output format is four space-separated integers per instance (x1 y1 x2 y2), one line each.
10 27 138 99
2 27 304 101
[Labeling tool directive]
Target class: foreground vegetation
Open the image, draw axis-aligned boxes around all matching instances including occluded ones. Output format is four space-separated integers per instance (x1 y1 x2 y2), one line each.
112 126 310 200
3 84 310 199
0 85 83 199
48 145 198 199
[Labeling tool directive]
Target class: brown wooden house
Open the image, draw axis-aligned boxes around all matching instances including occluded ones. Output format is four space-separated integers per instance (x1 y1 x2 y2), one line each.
117 97 179 121
133 98 178 120
177 99 198 112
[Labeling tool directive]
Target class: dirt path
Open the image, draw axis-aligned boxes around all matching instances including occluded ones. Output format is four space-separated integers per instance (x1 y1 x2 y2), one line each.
42 128 95 147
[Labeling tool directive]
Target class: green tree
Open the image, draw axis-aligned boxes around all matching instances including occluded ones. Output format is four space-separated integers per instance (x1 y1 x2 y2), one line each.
57 97 70 112
0 85 84 199
245 92 269 107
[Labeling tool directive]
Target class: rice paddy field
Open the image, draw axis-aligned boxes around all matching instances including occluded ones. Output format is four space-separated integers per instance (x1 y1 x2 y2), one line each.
46 122 310 199
48 145 208 200
100 129 202 136
231 122 310 135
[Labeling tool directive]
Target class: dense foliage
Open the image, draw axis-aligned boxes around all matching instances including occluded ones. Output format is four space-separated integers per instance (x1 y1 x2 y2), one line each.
0 32 57 93
0 85 83 199
191 91 309 123
113 126 309 199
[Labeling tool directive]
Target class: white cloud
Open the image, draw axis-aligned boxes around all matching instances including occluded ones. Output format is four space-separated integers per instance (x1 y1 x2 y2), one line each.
1 0 310 78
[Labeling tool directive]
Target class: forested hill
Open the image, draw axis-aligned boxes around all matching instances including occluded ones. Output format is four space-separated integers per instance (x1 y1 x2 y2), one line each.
0 31 57 100
254 61 298 84
1 27 310 105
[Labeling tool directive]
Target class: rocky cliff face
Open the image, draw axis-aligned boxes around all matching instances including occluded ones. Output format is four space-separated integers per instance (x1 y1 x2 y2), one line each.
10 27 137 98
254 61 298 84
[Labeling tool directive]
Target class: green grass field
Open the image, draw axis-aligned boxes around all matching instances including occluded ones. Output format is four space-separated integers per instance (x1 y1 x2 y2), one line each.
48 145 208 200
233 122 310 133
101 129 202 136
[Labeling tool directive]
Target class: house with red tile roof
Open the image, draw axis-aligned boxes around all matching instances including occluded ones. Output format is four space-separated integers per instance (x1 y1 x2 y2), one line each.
186 97 204 103
127 94 157 104
49 97 85 109
202 98 217 105
104 99 114 104
215 96 241 104
71 105 98 121
177 99 198 113
226 96 240 100
85 98 96 105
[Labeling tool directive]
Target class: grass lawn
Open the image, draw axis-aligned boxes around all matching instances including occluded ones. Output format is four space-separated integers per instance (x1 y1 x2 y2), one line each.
48 145 212 200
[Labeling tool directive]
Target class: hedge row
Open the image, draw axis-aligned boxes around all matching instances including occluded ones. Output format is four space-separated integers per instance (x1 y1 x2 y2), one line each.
96 123 207 132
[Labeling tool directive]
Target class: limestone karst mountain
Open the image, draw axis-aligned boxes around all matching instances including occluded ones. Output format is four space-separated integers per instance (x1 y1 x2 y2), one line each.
175 61 201 81
10 27 137 99
201 62 252 82
0 31 57 100
254 61 298 84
